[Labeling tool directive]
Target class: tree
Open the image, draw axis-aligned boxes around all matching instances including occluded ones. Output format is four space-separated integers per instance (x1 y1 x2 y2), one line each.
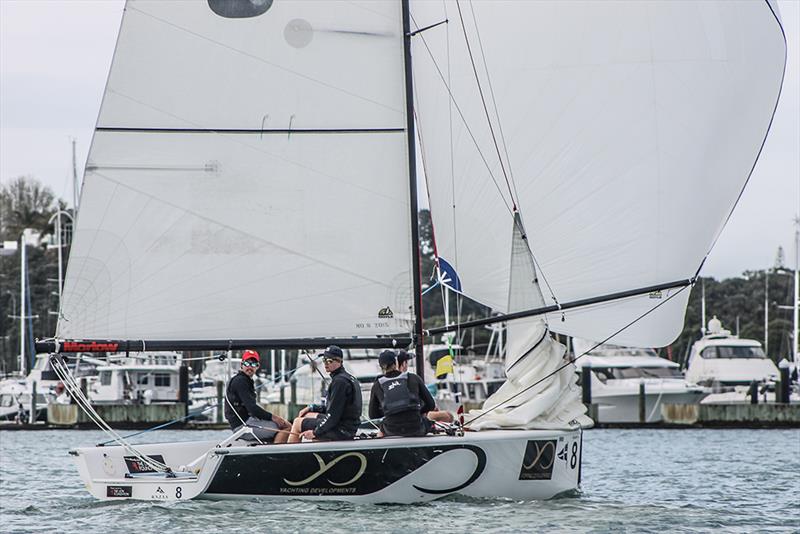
0 176 65 373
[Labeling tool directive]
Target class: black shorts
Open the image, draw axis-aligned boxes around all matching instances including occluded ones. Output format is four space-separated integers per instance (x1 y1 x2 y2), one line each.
382 417 430 437
300 415 319 433
300 414 352 441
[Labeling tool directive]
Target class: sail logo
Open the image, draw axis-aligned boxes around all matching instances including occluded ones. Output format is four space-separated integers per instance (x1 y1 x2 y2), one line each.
283 452 367 488
518 439 556 480
378 307 394 319
63 341 119 353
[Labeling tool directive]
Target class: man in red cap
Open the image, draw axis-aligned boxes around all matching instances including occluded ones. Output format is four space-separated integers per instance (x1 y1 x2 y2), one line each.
224 349 291 443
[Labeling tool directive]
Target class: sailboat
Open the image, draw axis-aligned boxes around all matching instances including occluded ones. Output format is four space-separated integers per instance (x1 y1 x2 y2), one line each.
35 0 784 502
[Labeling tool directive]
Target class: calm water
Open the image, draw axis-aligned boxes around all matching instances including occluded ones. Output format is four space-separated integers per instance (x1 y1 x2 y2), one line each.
1 428 798 533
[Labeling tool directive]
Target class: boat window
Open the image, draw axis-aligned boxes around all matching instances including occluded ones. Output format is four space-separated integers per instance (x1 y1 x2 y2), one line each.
208 0 273 19
0 395 12 407
467 383 477 399
715 346 766 359
700 347 717 359
99 371 111 386
137 374 149 385
611 367 683 379
154 373 171 387
592 368 614 382
487 381 502 396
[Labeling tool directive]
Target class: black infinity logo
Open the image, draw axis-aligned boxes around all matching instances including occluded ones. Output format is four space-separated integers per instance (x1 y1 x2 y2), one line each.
413 445 487 495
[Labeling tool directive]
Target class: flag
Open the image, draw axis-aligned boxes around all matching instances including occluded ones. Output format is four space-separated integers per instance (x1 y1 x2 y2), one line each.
435 354 453 379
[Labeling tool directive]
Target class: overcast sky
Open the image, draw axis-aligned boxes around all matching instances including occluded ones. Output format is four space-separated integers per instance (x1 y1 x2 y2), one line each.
1 0 798 280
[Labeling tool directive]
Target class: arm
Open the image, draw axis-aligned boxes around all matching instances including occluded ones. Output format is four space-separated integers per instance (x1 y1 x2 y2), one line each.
232 377 273 421
368 380 383 420
314 378 347 437
307 403 325 414
415 374 436 414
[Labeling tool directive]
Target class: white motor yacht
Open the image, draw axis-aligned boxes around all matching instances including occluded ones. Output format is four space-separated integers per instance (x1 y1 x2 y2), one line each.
573 339 706 423
685 318 790 404
685 317 779 388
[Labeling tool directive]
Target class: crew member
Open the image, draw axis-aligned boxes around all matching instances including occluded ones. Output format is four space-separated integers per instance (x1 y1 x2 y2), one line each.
288 345 362 442
368 349 450 437
225 350 291 443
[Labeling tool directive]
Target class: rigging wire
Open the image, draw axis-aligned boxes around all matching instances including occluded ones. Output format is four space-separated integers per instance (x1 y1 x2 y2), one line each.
51 356 171 473
454 0 515 211
410 14 515 216
467 0 520 208
94 351 328 446
465 282 692 426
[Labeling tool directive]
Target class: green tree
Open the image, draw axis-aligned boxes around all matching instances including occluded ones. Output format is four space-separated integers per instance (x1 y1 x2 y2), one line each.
0 176 66 374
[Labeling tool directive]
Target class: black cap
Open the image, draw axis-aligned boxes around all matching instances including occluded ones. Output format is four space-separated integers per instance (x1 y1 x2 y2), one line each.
397 350 414 364
378 350 398 369
323 345 344 360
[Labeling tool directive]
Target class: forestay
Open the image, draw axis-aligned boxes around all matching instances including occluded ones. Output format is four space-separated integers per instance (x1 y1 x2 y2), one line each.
413 0 786 347
59 0 415 341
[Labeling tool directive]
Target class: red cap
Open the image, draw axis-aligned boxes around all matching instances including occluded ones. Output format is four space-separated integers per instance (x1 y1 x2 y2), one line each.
242 349 260 363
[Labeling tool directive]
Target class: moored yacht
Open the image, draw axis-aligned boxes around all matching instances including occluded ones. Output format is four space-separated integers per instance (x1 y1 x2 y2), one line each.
685 317 789 404
573 339 706 423
685 317 779 388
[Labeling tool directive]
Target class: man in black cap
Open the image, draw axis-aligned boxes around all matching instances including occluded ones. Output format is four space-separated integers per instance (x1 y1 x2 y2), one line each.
368 349 439 437
287 345 362 443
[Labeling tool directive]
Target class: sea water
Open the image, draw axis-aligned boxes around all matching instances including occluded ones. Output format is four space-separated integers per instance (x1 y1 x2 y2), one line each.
1 428 798 533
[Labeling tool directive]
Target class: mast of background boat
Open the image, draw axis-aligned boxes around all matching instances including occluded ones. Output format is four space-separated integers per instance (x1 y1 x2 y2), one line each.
701 278 707 336
71 138 80 212
402 0 425 379
794 215 799 365
19 232 26 375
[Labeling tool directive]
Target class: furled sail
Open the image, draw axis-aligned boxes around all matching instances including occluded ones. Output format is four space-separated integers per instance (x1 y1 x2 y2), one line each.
59 1 415 341
414 0 786 347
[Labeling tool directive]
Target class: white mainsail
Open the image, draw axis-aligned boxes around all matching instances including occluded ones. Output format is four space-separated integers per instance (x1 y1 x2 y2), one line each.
59 0 414 341
414 0 786 347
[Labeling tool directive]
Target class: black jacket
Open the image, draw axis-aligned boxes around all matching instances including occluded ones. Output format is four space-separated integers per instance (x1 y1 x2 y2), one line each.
308 366 362 438
369 370 435 435
224 371 272 429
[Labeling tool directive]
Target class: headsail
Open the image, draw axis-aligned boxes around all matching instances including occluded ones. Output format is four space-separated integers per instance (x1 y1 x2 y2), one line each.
414 0 786 347
58 1 415 342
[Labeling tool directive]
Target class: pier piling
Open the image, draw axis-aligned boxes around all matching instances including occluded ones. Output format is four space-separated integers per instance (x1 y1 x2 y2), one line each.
749 381 759 404
639 381 646 423
216 381 223 424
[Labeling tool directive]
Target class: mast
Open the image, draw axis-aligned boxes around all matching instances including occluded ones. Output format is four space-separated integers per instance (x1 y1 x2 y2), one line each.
794 215 799 365
71 138 80 211
402 0 425 379
19 233 26 374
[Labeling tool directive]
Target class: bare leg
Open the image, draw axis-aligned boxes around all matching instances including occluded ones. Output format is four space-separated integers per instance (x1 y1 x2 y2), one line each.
273 429 290 444
427 410 454 423
287 417 304 444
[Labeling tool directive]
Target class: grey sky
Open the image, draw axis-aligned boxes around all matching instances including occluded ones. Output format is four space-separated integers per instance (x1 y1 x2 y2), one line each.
1 0 798 280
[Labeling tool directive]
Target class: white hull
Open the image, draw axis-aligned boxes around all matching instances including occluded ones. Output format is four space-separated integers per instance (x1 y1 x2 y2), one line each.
71 429 582 503
594 389 706 423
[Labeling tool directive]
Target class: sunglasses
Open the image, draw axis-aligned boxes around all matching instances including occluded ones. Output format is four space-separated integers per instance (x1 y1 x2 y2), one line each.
242 360 259 368
323 357 340 364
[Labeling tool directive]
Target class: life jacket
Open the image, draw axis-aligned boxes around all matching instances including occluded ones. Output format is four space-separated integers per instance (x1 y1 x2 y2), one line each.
378 372 421 416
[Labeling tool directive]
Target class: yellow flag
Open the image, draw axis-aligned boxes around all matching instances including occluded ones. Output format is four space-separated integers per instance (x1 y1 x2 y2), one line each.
435 354 453 379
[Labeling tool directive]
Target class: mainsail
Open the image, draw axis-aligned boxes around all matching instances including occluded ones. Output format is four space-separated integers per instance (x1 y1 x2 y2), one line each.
414 0 786 348
58 0 415 342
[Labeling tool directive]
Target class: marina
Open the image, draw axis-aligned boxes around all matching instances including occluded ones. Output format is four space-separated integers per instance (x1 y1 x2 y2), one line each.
1 0 799 529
